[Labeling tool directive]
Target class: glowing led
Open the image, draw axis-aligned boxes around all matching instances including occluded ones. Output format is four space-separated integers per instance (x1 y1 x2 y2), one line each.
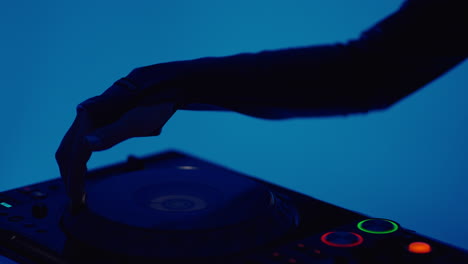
0 202 12 208
357 219 399 234
177 165 198 170
408 242 432 254
296 243 305 249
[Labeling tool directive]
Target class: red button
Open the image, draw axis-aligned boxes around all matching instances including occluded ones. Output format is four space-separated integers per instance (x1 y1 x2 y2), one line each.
296 243 306 250
272 252 281 258
321 231 364 248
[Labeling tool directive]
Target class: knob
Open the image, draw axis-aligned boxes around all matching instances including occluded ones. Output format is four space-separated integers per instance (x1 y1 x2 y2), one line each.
32 203 48 218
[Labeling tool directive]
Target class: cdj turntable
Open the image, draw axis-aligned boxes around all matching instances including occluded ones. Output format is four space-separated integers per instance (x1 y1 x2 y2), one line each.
0 150 467 264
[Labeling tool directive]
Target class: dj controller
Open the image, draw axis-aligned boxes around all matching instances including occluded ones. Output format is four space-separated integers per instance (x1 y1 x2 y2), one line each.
0 150 467 264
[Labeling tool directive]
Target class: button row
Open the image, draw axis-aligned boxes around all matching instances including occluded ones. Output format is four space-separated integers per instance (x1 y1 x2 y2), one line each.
259 218 433 263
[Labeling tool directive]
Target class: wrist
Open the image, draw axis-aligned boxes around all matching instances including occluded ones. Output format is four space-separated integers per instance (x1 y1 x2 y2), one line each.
124 60 192 109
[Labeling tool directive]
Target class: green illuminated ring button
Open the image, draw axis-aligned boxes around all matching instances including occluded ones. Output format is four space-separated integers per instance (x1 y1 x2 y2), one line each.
357 219 399 234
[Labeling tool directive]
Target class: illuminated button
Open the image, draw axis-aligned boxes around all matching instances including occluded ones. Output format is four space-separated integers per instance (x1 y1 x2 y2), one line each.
321 232 364 248
0 202 12 208
408 242 432 254
295 243 306 251
177 165 198 170
30 191 47 200
357 219 399 234
312 249 322 255
271 252 281 258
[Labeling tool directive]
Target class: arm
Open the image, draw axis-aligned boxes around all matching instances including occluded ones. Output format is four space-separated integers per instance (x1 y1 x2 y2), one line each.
124 0 467 119
56 0 467 207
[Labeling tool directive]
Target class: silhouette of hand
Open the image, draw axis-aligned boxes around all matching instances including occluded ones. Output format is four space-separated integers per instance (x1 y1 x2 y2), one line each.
56 68 181 209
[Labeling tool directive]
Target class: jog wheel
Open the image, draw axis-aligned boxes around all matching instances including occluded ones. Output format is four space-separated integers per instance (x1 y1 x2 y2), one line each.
61 166 298 259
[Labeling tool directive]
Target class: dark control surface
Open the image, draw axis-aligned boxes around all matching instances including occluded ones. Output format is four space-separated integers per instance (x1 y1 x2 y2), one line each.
32 204 48 219
0 150 467 264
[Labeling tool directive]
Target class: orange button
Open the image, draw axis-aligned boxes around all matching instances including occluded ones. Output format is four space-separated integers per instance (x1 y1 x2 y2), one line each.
408 242 432 254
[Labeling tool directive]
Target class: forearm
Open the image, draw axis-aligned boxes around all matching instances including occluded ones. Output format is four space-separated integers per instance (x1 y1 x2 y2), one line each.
127 0 467 119
181 45 372 119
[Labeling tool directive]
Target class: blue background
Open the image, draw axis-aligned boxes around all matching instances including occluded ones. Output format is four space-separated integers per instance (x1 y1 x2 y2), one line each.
1 0 467 251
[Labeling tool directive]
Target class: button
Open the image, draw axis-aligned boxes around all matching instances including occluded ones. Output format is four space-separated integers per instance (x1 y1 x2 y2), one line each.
357 219 399 234
30 191 47 200
0 195 18 206
303 248 323 259
321 232 364 248
18 187 34 194
8 216 24 222
271 252 282 259
177 165 199 170
295 243 306 251
408 242 432 254
0 202 13 209
311 249 322 256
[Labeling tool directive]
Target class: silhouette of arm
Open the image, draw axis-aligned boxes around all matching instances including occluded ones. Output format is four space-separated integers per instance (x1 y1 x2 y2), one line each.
123 0 466 119
56 0 467 208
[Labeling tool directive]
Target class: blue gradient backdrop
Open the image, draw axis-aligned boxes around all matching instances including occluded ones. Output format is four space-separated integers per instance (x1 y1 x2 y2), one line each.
1 0 467 250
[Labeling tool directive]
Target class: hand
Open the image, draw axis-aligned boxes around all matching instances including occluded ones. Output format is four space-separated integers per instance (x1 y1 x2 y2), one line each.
55 73 179 210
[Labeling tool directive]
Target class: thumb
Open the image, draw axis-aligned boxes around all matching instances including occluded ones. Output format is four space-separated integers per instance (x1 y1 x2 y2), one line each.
85 102 176 151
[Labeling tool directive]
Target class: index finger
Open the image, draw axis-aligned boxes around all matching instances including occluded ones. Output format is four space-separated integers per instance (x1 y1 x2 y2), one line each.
55 109 93 209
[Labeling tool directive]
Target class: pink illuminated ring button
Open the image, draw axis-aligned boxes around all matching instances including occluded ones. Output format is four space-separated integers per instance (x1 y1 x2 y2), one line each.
321 231 364 248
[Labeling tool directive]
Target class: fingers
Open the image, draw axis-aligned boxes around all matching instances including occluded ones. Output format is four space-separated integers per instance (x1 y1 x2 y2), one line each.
85 103 176 151
56 78 142 206
55 111 93 205
78 78 142 126
56 77 175 207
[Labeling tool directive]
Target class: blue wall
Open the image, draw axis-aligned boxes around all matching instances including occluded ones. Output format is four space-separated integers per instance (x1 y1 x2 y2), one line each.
1 0 467 250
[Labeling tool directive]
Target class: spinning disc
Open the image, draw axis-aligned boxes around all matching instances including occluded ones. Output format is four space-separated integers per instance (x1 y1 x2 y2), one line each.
61 166 298 258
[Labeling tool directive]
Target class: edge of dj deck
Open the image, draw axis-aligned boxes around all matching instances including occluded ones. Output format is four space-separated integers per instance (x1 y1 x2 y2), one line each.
0 150 467 264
